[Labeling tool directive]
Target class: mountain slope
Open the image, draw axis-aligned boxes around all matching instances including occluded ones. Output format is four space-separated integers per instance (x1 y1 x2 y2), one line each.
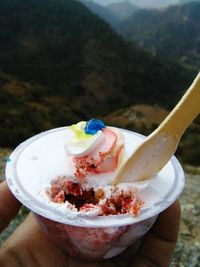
80 1 139 26
106 1 139 22
0 0 197 147
179 0 200 4
0 0 130 114
117 0 179 8
0 70 83 146
117 2 200 68
88 0 179 8
79 0 119 26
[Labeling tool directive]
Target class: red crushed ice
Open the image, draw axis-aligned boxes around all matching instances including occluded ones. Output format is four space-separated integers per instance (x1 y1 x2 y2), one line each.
48 177 143 216
36 214 128 260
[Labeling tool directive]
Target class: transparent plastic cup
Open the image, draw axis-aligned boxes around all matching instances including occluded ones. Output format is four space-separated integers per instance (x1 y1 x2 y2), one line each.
34 212 157 260
6 127 185 260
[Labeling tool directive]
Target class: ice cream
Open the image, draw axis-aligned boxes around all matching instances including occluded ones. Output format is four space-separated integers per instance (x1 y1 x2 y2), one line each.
64 119 125 179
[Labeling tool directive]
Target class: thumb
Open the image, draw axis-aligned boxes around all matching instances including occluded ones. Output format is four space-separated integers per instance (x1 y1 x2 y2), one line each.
0 181 22 233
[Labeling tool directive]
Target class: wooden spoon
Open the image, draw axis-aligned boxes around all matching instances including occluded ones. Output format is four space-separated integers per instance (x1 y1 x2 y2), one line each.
112 72 200 185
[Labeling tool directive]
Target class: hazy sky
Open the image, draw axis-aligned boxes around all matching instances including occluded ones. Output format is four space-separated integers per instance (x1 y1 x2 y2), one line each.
87 0 180 7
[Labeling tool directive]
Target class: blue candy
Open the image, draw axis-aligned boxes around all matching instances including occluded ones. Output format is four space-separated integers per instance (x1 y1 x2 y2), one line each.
85 119 106 135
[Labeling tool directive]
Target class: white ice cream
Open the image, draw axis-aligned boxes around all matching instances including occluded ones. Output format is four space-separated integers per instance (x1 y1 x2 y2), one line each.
6 127 185 227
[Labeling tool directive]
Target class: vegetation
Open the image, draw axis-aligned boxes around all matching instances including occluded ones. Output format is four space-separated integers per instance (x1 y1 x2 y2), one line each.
0 0 199 164
177 123 200 166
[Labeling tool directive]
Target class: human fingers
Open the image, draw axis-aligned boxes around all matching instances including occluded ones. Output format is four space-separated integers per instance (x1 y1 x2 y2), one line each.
131 200 181 267
0 181 21 233
0 213 70 267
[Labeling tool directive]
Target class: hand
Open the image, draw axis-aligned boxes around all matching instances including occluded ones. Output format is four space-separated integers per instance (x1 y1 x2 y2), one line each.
0 181 181 267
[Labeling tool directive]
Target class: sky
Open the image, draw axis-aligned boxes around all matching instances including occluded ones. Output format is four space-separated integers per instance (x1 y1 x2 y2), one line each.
87 0 180 8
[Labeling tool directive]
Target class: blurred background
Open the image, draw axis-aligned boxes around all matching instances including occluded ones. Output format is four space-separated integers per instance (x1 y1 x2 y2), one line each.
0 0 199 266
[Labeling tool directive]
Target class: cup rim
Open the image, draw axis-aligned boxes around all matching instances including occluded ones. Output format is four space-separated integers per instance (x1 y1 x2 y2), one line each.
6 127 185 228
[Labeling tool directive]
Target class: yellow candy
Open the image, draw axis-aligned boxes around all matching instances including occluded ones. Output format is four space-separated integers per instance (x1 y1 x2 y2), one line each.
70 121 93 142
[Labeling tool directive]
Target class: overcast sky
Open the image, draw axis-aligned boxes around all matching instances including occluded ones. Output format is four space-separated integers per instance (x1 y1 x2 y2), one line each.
86 0 180 8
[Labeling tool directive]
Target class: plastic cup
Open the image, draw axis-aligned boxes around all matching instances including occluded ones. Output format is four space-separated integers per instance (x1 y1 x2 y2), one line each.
6 127 185 260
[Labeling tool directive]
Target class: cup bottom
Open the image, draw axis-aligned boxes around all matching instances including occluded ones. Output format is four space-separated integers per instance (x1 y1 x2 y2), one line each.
34 214 157 260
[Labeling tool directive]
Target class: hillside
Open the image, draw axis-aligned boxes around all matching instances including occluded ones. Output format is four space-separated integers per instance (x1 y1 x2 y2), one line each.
0 70 83 146
103 104 168 130
179 0 200 4
0 0 197 148
88 0 179 8
79 0 119 26
117 0 179 8
80 1 139 26
117 2 200 68
106 1 139 22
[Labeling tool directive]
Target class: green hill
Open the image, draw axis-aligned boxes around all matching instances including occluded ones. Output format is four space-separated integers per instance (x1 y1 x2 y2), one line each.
0 70 83 146
79 0 120 26
0 0 197 147
106 1 139 22
117 2 200 69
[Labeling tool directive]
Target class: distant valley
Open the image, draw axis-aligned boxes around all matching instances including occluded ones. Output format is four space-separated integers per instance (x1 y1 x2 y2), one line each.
116 2 200 69
82 1 200 69
79 0 139 26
